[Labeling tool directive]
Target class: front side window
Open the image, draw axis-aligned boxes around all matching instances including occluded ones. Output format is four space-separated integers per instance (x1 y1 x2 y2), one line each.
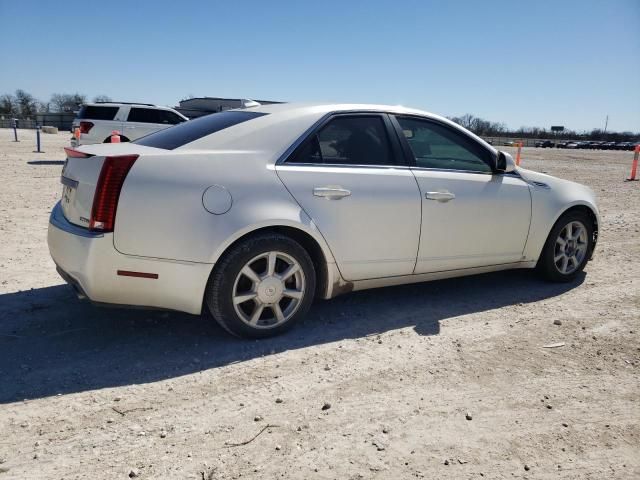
395 116 492 173
290 115 393 166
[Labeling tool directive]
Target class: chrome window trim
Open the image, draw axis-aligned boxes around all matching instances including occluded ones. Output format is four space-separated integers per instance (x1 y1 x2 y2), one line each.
49 201 104 239
276 162 412 171
277 162 522 178
409 166 493 176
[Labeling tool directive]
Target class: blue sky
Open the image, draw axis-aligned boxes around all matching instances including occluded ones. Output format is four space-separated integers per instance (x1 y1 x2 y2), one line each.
1 0 638 132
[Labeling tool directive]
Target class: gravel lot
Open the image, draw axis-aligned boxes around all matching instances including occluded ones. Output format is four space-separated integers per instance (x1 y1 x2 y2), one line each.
0 128 638 479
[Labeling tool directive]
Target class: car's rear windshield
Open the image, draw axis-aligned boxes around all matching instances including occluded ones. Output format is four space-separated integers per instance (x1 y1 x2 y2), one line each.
77 105 119 120
133 110 268 150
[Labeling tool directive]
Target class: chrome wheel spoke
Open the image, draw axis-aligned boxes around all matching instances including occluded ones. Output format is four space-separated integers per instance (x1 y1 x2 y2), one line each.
272 303 285 323
249 304 265 325
560 256 568 273
241 266 261 284
278 264 299 281
233 292 257 305
267 252 277 276
283 289 303 300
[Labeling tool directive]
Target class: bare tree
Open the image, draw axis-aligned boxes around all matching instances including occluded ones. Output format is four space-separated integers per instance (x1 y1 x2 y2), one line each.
15 89 39 116
92 94 112 103
0 94 17 115
49 93 87 112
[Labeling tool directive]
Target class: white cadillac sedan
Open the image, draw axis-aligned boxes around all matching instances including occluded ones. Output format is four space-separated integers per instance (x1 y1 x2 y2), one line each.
48 103 599 338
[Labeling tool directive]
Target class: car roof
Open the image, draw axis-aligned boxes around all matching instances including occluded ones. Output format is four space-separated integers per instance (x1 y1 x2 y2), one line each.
241 102 441 118
181 102 496 160
85 102 174 109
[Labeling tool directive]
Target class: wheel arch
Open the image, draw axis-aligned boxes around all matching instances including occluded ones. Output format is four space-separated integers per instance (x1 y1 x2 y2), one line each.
206 222 337 301
554 204 599 256
536 202 599 263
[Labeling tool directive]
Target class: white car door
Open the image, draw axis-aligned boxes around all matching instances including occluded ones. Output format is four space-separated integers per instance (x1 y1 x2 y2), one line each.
391 115 532 273
276 114 422 281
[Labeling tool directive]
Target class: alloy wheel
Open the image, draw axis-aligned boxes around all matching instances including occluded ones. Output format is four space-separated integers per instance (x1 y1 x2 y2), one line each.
553 220 588 275
232 251 306 329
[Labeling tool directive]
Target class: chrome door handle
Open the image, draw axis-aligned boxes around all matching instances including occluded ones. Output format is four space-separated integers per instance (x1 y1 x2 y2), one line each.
425 191 455 202
313 187 351 200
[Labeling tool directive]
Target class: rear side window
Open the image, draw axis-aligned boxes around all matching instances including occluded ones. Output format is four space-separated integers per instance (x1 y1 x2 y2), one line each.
77 106 118 120
289 115 393 166
133 111 268 150
128 108 167 124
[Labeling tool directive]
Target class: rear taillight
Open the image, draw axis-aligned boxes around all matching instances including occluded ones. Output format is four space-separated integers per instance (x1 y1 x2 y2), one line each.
90 155 138 232
79 121 94 134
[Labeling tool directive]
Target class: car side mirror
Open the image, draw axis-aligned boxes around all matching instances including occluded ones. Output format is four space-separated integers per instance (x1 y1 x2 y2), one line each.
496 151 516 173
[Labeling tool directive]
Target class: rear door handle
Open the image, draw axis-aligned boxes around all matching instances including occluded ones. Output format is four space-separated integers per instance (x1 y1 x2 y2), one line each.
313 187 351 200
425 191 455 202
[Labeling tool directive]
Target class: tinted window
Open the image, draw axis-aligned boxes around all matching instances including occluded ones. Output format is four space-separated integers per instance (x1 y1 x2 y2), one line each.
128 108 167 124
290 116 393 166
133 111 268 150
396 116 492 173
77 106 118 120
162 111 186 125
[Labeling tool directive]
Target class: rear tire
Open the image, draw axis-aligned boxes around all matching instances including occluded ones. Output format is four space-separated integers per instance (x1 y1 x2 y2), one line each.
205 233 316 338
537 210 594 282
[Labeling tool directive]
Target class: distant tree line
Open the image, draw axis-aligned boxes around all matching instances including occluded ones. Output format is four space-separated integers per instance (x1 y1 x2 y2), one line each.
0 90 111 116
0 90 636 140
448 113 639 142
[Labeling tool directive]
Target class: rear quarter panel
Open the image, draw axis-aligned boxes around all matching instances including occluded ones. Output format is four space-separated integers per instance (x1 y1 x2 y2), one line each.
114 151 334 265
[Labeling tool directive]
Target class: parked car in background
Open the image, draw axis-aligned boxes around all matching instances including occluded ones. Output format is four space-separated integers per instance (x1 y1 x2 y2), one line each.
49 103 599 338
535 140 555 148
70 102 188 146
566 142 579 149
556 141 570 148
602 142 617 150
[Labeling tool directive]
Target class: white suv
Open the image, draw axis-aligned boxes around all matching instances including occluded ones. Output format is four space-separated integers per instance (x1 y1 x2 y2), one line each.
70 102 188 146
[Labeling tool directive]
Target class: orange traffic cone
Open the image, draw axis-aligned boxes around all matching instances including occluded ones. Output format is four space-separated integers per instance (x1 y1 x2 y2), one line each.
111 130 121 143
515 141 523 166
626 145 639 181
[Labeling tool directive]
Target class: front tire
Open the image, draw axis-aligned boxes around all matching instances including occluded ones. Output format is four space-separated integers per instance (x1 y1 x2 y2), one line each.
205 233 316 338
537 210 594 282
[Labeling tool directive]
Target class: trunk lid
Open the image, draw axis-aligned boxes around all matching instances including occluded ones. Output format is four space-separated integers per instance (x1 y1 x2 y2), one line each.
60 143 164 228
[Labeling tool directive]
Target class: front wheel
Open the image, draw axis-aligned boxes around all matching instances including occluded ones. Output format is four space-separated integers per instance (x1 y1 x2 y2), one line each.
205 233 316 338
537 211 594 282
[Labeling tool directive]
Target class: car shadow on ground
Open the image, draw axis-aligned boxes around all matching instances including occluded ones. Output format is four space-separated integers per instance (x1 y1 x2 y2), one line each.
27 160 65 165
0 270 584 403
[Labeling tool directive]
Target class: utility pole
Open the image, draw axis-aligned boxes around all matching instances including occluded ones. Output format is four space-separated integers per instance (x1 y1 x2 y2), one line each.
603 115 609 136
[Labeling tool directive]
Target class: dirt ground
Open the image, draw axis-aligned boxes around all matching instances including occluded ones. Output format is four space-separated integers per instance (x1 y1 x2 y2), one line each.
0 128 638 479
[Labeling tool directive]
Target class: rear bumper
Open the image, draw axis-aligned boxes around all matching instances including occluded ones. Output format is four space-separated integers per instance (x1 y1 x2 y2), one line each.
47 201 212 315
